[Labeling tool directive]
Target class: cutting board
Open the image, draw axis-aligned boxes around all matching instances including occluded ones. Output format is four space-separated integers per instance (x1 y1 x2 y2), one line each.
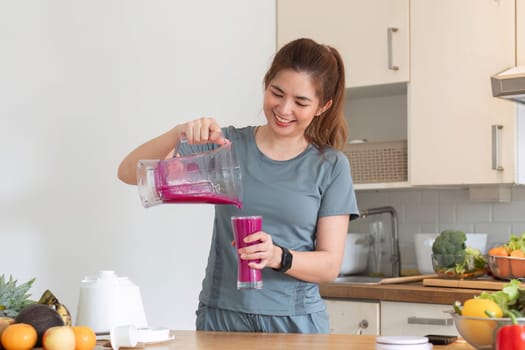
380 274 438 284
422 277 523 290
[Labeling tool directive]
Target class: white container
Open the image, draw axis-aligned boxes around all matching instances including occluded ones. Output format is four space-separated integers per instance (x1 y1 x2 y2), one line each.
340 233 370 275
110 324 138 350
415 234 439 275
415 233 488 275
76 271 148 333
376 336 432 350
465 233 488 254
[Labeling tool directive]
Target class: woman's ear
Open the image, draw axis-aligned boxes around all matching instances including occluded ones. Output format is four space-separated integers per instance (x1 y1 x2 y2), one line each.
316 99 333 116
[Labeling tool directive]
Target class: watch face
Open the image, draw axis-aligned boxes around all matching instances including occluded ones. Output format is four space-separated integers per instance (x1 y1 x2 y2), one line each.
281 247 292 272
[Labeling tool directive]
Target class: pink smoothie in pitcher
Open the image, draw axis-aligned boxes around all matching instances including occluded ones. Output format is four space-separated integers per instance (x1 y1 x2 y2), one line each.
137 140 242 208
154 162 242 208
231 216 263 289
158 185 242 207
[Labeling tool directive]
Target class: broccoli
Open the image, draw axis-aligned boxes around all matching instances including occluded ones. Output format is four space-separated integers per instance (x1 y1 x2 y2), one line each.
431 230 488 277
432 230 467 267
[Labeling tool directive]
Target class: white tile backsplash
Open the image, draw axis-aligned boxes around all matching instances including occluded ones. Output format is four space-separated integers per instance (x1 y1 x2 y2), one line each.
456 203 492 223
405 202 438 224
494 201 525 222
354 186 525 274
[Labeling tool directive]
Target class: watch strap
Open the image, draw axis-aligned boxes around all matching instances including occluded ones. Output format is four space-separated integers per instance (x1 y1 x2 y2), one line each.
273 244 293 273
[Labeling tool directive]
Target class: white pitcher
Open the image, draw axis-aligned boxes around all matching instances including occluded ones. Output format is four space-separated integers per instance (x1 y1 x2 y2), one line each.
76 271 148 333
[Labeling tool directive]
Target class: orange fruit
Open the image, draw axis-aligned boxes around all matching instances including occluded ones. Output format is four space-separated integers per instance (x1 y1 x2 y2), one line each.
510 249 525 258
72 326 96 350
488 246 509 257
1 323 37 350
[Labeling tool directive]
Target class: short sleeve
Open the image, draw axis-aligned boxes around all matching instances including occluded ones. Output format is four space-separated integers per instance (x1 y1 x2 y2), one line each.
318 151 360 221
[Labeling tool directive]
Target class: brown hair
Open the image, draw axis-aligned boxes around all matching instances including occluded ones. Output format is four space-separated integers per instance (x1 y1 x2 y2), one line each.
263 38 348 150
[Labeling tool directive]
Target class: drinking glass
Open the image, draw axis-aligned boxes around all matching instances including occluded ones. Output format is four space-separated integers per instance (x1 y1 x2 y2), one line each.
231 216 263 289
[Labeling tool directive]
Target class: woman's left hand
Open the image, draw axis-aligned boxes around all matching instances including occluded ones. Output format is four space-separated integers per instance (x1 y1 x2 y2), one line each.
235 231 276 270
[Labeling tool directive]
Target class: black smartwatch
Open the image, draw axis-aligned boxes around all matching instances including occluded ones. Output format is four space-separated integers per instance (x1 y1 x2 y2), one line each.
273 244 293 273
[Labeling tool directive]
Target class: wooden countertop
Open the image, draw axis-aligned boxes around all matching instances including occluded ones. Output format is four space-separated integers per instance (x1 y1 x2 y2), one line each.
320 281 485 305
137 330 474 349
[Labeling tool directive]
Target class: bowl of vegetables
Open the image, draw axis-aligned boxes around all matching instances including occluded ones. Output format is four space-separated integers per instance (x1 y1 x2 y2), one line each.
431 230 488 279
451 279 525 350
432 253 488 279
489 232 525 280
451 313 524 350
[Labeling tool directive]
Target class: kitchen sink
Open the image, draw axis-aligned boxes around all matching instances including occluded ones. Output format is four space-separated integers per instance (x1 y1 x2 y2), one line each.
332 274 436 285
333 275 384 284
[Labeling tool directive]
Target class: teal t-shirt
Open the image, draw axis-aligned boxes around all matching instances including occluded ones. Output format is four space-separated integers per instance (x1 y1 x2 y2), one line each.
179 126 359 316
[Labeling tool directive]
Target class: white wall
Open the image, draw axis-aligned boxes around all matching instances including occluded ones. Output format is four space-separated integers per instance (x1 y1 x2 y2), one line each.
0 1 275 330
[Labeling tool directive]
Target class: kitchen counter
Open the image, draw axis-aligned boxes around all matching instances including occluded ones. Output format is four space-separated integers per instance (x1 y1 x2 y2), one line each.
320 281 485 305
137 330 474 349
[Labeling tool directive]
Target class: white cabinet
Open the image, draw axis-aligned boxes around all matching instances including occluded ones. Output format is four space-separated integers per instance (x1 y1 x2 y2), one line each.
380 301 458 336
276 0 409 88
325 299 380 335
409 0 521 186
516 0 525 65
326 299 457 336
278 0 525 188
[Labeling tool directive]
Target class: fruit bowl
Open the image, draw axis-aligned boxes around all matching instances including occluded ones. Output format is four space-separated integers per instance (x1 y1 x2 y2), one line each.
451 312 525 350
431 254 488 279
489 255 525 280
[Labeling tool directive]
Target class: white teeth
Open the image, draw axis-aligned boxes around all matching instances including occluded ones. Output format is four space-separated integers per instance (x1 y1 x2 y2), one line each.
275 114 292 123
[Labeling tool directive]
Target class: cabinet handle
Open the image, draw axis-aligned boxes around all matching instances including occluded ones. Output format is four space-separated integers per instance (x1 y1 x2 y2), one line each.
492 124 504 171
407 316 454 326
357 319 368 335
387 27 399 71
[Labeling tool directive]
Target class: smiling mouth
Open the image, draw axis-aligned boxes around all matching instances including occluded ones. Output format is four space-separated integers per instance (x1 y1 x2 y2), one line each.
274 113 294 124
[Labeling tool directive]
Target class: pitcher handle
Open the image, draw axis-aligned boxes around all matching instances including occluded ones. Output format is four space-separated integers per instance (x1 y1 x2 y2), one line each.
174 134 188 156
175 134 230 156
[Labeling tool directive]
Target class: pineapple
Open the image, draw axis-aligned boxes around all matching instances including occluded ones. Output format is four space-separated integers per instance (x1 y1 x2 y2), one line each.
0 274 35 318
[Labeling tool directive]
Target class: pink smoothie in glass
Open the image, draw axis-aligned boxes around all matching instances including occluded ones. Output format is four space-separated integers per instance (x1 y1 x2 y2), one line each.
231 216 263 289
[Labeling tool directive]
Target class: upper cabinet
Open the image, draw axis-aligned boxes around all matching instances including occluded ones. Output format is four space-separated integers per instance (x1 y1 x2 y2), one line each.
276 0 525 189
409 0 519 186
519 0 525 66
276 0 409 88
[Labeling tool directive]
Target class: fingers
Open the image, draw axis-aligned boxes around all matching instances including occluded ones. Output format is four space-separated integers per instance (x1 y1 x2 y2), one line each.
238 231 274 269
179 117 225 145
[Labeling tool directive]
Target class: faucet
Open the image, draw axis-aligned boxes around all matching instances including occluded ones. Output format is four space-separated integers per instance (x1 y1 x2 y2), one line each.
359 206 401 277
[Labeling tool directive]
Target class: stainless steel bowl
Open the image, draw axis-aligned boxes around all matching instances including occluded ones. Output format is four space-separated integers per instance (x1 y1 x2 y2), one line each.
451 312 525 350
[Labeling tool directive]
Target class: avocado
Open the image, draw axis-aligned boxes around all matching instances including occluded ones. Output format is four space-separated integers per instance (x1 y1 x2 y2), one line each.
14 303 64 347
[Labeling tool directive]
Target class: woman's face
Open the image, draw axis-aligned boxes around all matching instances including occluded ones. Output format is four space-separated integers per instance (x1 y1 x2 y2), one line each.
263 69 330 140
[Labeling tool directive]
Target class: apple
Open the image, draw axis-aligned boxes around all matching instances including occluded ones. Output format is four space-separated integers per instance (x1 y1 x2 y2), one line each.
42 326 75 350
0 317 15 333
0 318 15 350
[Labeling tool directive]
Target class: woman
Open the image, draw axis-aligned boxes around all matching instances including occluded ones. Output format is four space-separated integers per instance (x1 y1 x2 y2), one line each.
118 38 359 333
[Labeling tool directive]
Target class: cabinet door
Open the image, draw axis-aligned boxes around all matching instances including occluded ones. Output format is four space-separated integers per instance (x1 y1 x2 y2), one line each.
277 0 409 88
409 0 517 186
519 0 525 65
325 299 380 335
381 301 458 336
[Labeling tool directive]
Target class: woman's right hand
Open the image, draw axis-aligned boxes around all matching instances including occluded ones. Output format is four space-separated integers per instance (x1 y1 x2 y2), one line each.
175 117 226 146
118 117 226 185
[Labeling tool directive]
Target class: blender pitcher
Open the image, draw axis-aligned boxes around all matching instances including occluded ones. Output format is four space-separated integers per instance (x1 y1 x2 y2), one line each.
136 140 242 208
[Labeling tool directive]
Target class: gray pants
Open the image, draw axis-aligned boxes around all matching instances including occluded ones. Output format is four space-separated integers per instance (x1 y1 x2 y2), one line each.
195 302 329 333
